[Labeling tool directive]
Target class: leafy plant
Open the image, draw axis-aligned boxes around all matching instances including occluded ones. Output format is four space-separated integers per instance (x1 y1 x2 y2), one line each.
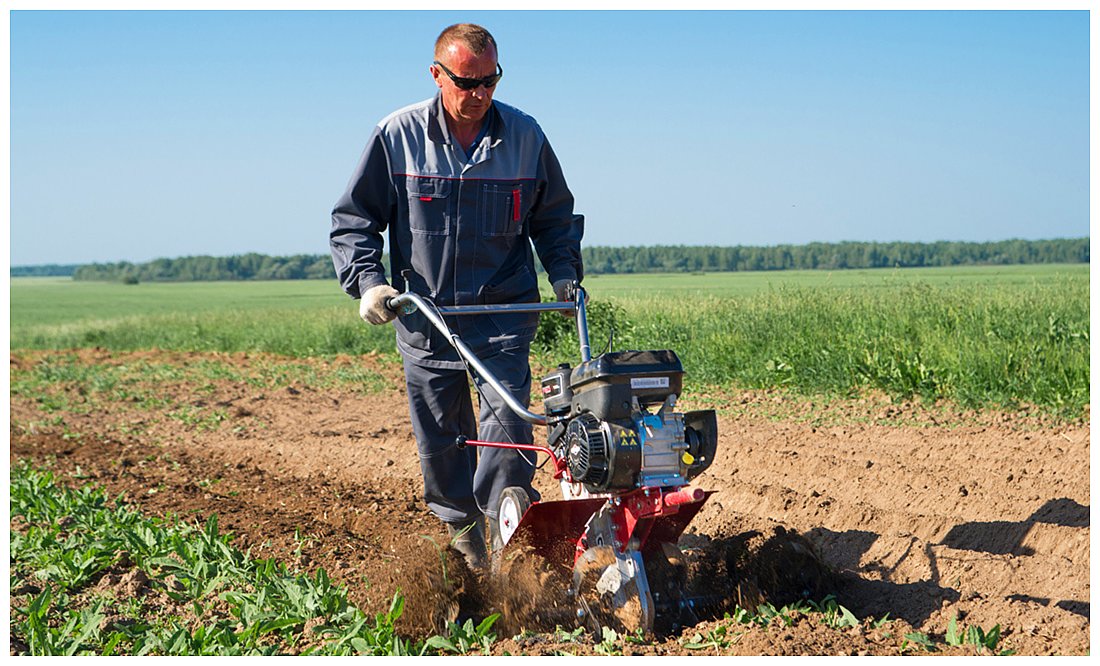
8 462 484 656
756 601 801 627
808 594 860 629
683 624 732 653
553 626 585 643
945 614 1013 655
901 631 937 653
20 588 108 655
594 626 622 656
424 615 500 655
946 613 962 646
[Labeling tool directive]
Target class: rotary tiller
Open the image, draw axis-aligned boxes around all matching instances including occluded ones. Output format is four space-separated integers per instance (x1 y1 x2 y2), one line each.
388 285 719 635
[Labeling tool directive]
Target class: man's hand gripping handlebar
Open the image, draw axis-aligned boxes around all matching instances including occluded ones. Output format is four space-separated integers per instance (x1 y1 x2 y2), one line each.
360 284 400 325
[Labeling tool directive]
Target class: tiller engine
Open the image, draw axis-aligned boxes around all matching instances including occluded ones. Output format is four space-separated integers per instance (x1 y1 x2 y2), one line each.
388 285 719 635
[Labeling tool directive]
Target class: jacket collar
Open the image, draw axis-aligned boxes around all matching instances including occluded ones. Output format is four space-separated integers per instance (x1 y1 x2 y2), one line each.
427 92 503 146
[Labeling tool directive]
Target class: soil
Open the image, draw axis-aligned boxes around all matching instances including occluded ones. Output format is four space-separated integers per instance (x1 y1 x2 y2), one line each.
8 349 1091 655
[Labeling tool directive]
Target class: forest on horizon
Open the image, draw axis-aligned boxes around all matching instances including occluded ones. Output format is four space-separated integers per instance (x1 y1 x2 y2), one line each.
10 237 1089 282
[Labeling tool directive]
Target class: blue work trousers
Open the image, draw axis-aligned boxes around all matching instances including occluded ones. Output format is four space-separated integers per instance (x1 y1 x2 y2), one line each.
402 343 540 526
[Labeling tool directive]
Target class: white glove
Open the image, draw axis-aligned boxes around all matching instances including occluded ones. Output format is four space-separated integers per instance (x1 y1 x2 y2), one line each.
552 279 576 318
360 284 400 325
552 279 574 302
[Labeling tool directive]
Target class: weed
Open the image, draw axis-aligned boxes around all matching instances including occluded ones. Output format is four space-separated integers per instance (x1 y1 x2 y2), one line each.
901 631 937 653
168 406 227 432
418 535 450 589
807 594 860 629
8 461 492 656
424 615 500 655
553 626 585 643
945 613 1014 655
756 601 802 627
594 626 623 655
683 624 733 653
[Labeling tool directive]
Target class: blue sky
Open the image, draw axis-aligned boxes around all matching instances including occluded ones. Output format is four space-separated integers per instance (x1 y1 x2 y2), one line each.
8 9 1091 266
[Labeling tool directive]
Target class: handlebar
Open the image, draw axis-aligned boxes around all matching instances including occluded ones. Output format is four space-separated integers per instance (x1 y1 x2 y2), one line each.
385 298 575 316
383 284 591 427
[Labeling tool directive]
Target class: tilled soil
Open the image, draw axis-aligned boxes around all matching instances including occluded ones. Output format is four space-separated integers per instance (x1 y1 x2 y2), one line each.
8 349 1091 655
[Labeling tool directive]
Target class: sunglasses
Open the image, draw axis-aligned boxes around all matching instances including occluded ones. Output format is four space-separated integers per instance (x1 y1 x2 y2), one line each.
433 60 503 91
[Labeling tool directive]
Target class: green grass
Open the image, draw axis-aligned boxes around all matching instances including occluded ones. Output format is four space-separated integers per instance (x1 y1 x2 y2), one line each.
546 265 1089 417
10 353 391 403
9 278 389 356
12 264 1079 325
10 277 353 325
582 263 1086 298
10 264 1089 417
595 277 1087 416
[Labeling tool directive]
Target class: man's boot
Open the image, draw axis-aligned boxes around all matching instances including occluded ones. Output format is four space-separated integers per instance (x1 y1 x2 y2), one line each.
447 517 488 570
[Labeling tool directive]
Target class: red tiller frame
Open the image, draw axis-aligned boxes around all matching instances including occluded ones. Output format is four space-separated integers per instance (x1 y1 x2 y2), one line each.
600 486 713 556
458 436 712 562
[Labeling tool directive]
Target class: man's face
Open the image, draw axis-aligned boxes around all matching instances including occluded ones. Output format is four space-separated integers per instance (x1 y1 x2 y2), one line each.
431 42 498 128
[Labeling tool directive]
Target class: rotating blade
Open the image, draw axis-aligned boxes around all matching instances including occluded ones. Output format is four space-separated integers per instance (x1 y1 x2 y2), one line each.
572 506 655 637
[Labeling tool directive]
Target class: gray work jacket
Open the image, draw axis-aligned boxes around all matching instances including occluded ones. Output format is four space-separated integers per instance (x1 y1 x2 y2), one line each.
330 93 584 368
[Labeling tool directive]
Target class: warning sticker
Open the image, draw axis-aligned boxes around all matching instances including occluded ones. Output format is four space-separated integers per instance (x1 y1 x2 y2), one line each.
630 376 669 389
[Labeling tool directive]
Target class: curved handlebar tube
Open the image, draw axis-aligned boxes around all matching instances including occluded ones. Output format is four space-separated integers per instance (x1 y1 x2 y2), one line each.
386 286 590 426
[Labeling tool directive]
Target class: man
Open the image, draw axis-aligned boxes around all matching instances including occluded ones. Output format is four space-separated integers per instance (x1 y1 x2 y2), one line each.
330 24 584 569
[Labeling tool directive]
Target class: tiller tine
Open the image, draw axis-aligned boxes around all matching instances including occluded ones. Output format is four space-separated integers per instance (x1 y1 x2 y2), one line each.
573 488 714 636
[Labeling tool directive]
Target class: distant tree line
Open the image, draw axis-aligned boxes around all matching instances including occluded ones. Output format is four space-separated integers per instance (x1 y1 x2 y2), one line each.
72 253 335 282
63 237 1088 283
582 238 1090 274
10 264 79 277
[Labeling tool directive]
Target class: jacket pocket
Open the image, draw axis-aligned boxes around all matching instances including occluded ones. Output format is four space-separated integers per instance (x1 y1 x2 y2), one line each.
407 177 451 236
479 181 531 237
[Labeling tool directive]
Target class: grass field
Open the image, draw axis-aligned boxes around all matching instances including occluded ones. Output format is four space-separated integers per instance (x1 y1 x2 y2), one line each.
9 264 1089 417
9 266 1088 655
583 263 1086 297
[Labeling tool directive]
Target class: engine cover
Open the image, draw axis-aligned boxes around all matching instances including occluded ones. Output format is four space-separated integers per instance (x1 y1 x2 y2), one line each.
563 414 641 492
569 350 683 422
543 350 718 493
